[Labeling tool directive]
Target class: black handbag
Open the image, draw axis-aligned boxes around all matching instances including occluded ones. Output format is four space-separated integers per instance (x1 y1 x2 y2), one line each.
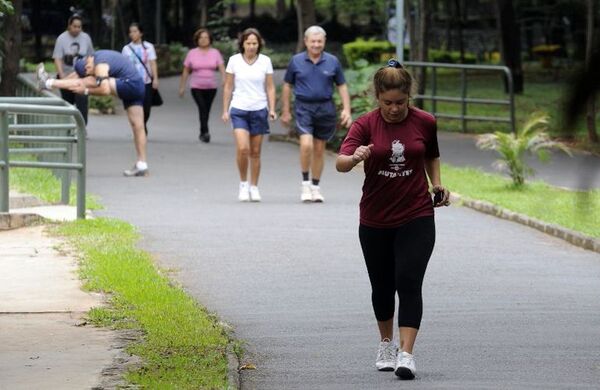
151 88 163 106
128 44 162 107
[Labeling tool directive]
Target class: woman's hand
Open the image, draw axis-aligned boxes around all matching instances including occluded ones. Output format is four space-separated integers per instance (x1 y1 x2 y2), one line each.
352 144 374 164
222 111 230 123
178 87 185 98
432 185 451 207
152 78 159 89
269 110 277 121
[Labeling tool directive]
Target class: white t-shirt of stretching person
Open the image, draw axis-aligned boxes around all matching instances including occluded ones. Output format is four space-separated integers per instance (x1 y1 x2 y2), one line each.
226 53 273 111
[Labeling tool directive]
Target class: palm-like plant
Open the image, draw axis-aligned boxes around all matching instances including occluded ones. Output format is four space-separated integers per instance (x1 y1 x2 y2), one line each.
476 112 572 187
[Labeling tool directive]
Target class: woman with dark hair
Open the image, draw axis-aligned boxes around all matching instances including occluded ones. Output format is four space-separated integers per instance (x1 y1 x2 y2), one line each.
221 28 277 202
122 22 159 135
179 28 225 143
336 59 450 380
52 14 94 124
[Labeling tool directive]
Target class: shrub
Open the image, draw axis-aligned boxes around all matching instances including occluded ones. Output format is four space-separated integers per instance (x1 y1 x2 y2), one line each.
89 96 115 114
343 39 405 69
429 49 477 64
476 112 571 187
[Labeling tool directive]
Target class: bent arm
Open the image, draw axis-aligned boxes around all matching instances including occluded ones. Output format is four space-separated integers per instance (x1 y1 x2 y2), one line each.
424 157 441 187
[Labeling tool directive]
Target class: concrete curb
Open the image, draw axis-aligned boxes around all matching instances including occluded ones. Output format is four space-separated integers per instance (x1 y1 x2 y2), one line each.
0 212 45 230
451 193 600 253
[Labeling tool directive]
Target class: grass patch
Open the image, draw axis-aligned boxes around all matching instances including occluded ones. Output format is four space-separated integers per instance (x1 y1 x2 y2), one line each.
442 163 600 238
55 218 232 389
9 162 101 209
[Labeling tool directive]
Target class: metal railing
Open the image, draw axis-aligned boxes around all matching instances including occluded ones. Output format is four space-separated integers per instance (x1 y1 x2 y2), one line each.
0 75 86 218
404 61 516 133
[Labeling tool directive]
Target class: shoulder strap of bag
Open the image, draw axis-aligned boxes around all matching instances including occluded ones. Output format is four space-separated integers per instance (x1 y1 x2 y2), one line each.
128 44 153 82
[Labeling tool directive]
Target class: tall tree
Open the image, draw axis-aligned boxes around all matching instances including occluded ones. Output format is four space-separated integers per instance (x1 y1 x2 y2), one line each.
410 0 430 108
495 0 524 93
584 0 598 143
276 0 287 20
295 0 316 52
0 0 22 96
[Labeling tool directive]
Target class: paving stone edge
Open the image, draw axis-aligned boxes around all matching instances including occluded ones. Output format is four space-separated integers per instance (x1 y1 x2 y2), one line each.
451 193 600 254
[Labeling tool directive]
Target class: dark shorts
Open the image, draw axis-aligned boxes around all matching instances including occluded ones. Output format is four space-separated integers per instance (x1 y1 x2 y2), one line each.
230 107 270 135
295 99 337 141
116 78 145 109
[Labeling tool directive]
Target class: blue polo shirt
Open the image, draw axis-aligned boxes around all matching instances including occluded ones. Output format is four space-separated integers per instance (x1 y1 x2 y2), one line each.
283 51 346 102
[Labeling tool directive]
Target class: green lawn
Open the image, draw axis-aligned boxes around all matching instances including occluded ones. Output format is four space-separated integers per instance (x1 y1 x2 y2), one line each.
442 163 600 238
55 218 234 389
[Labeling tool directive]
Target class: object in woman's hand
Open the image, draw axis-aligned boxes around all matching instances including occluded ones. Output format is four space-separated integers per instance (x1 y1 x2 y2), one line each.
433 190 444 206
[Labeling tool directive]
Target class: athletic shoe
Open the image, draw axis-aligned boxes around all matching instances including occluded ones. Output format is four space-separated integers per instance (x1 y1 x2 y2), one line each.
375 338 397 371
199 133 211 143
238 182 250 202
249 186 261 202
395 351 416 379
123 165 149 177
310 185 324 203
300 181 312 202
36 62 49 90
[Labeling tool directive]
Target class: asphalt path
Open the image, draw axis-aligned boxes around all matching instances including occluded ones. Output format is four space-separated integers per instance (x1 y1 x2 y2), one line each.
85 75 600 389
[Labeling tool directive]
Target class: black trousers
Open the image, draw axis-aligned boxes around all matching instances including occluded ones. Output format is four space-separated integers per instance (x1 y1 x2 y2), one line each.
60 88 89 125
191 88 217 135
359 216 436 329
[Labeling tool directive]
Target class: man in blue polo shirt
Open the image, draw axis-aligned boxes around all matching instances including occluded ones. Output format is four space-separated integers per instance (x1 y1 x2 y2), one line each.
281 26 352 202
37 50 148 177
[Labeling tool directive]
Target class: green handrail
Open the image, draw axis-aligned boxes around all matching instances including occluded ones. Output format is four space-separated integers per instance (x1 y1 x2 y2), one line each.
0 100 87 219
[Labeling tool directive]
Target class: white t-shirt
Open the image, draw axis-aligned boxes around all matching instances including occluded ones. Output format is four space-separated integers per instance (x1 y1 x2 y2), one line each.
226 53 273 111
122 41 157 84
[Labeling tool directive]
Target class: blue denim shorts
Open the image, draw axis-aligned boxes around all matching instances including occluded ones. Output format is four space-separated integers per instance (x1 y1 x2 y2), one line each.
230 107 270 135
116 78 145 109
295 100 337 141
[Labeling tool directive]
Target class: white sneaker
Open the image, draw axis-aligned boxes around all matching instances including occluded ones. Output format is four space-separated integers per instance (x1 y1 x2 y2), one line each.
395 351 416 379
249 186 261 202
310 185 324 203
375 338 397 371
238 182 250 202
300 181 312 202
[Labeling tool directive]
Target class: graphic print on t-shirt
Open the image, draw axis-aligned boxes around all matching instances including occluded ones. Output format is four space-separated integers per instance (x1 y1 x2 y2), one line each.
389 140 406 169
378 139 413 178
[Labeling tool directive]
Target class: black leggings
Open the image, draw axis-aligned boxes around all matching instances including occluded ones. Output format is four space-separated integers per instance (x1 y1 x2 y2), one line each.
191 88 217 135
359 216 435 329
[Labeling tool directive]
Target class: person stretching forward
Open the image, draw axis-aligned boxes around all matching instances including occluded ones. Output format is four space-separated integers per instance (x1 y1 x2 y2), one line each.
37 49 149 177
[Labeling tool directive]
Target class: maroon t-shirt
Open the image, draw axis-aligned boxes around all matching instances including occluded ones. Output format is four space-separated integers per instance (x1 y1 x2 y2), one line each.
339 107 440 228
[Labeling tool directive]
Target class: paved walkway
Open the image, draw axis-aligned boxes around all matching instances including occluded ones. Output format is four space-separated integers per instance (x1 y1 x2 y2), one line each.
0 225 121 390
78 75 600 389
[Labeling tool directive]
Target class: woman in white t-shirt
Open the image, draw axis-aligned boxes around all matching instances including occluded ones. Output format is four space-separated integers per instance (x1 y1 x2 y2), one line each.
222 28 277 202
122 23 159 135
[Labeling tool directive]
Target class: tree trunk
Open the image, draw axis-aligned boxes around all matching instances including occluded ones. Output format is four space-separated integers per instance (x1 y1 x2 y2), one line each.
0 0 23 96
295 0 316 53
31 0 42 61
250 0 256 19
414 0 430 108
585 0 598 143
276 0 287 20
495 0 524 93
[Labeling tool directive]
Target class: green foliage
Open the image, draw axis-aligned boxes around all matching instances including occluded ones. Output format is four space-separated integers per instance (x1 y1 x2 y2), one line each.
343 38 401 68
89 96 115 114
476 112 572 187
429 49 477 64
0 0 14 15
212 39 238 62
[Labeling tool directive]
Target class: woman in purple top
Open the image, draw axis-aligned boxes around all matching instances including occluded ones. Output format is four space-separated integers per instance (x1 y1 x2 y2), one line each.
336 60 450 380
179 28 225 143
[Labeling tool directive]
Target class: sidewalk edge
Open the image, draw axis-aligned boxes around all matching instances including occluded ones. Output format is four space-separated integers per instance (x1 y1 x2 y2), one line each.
451 193 600 253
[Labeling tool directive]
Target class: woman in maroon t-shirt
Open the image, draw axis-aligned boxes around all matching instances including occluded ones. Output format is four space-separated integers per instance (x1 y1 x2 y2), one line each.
336 60 450 380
